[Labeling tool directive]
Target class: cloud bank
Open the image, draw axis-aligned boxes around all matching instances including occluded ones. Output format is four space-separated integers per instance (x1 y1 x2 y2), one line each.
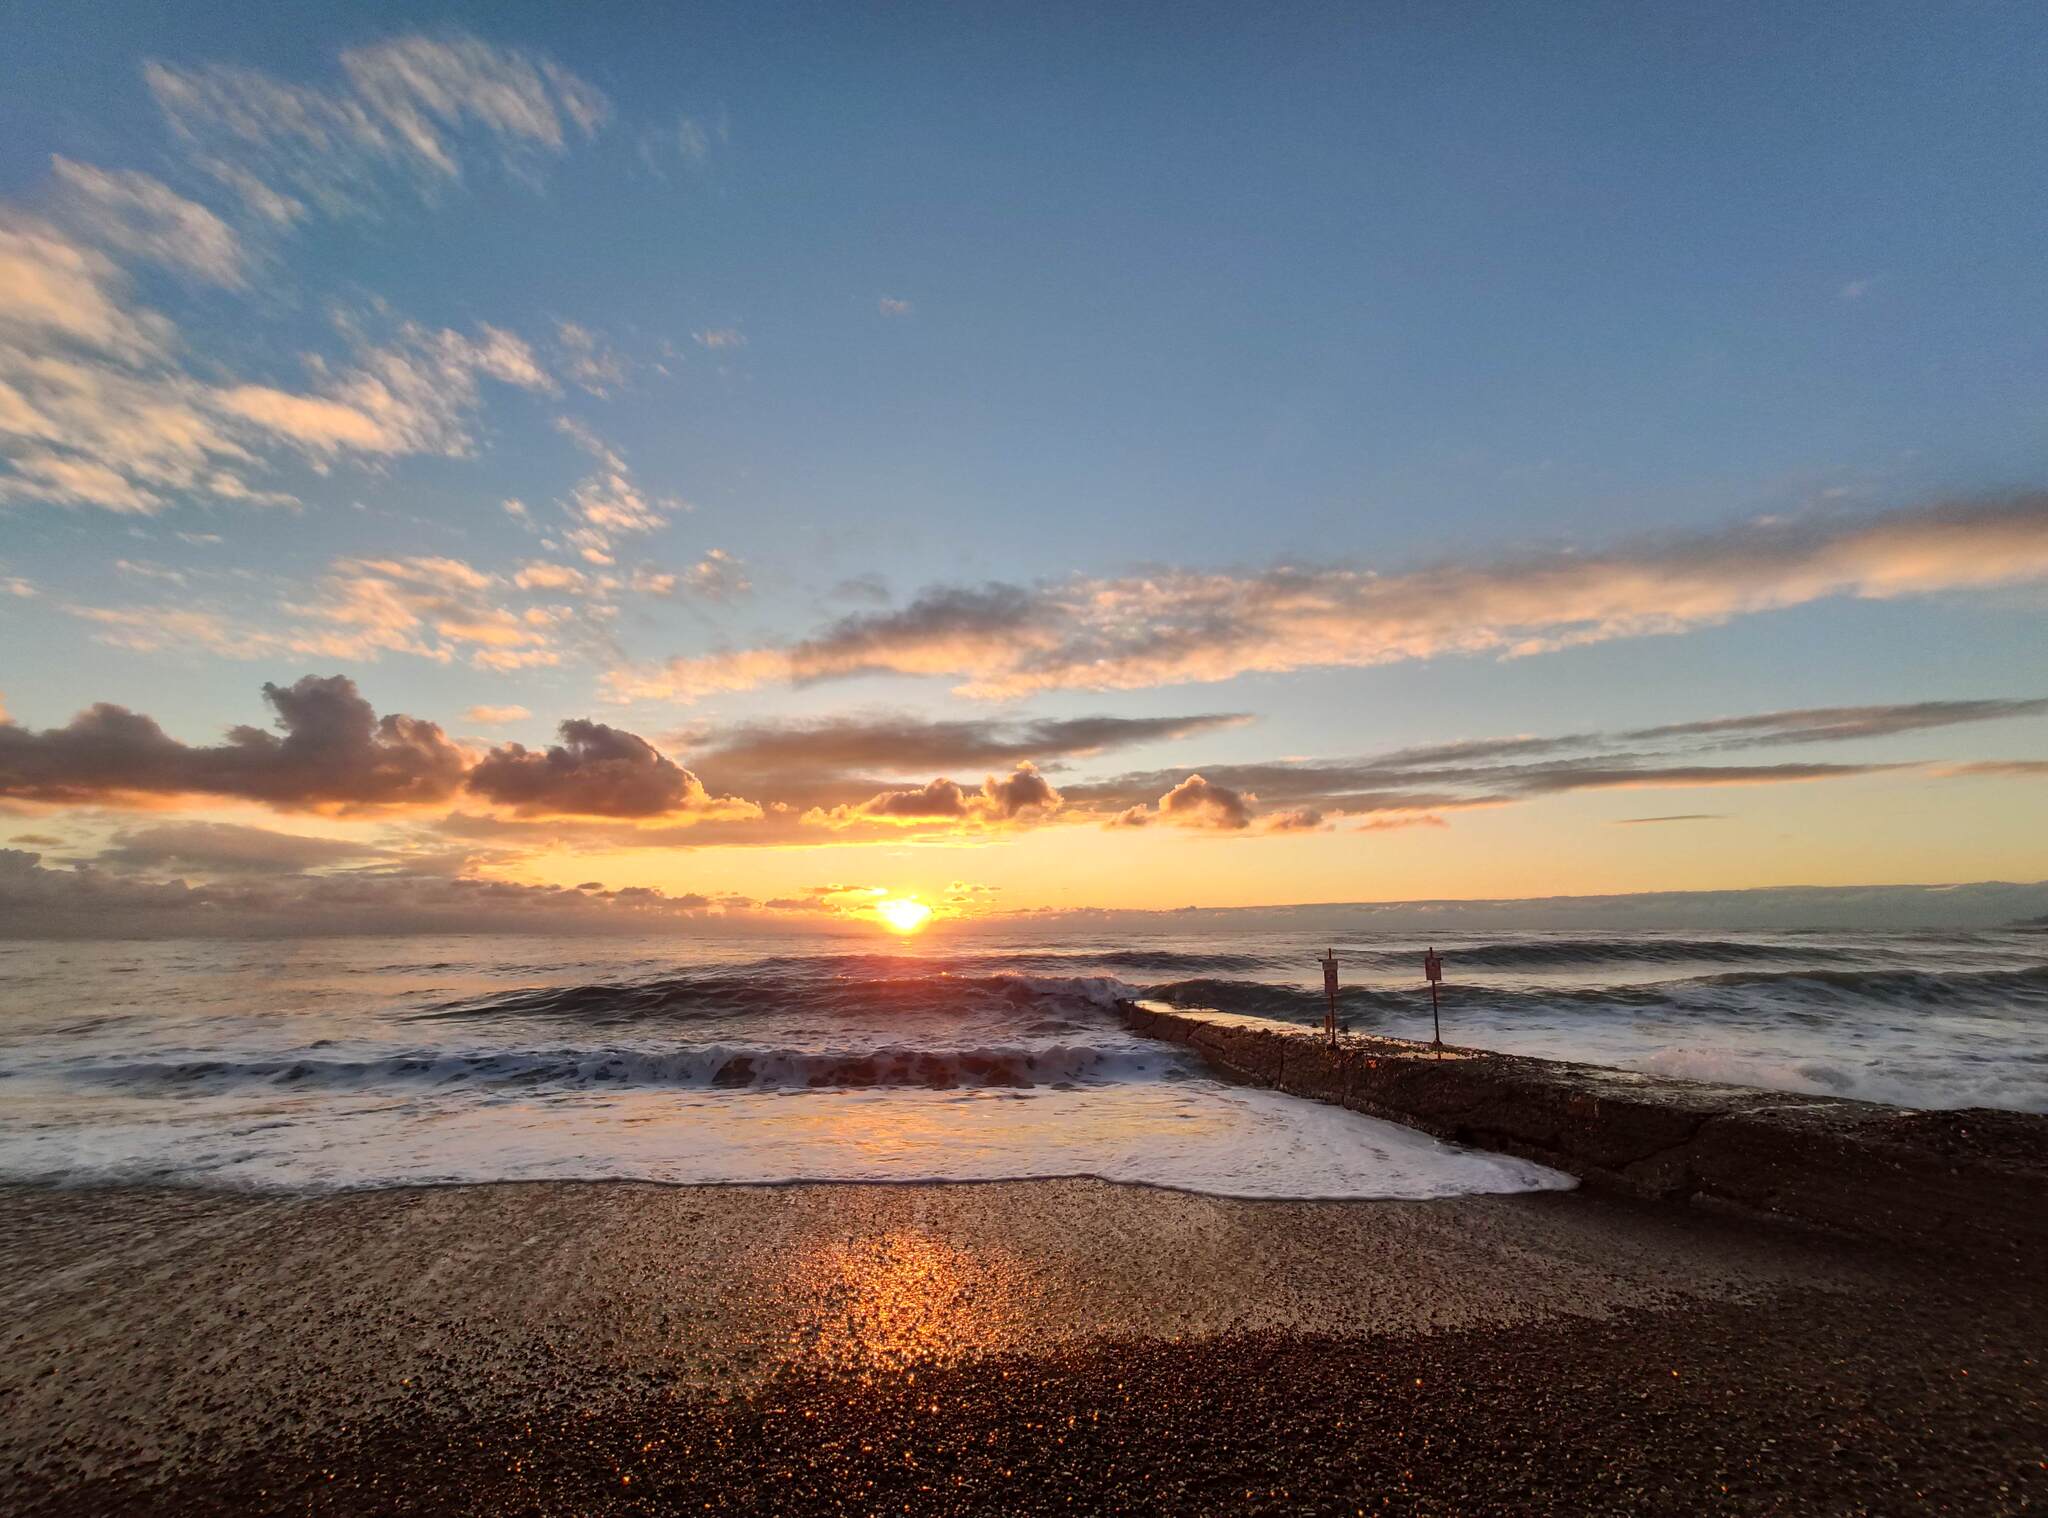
609 498 2048 701
0 675 465 812
1 680 2039 853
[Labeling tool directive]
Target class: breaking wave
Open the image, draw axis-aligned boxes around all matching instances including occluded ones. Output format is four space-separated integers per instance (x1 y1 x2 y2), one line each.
421 969 1131 1027
72 1042 1190 1095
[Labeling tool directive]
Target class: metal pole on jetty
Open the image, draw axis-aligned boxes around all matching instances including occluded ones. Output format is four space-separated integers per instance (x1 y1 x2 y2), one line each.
1319 948 1339 1048
1423 947 1444 1058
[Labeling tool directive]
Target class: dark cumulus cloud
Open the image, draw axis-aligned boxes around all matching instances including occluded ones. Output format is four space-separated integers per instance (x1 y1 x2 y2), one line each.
1112 773 1255 830
0 675 465 811
837 764 1063 826
1160 773 1252 828
468 719 710 818
980 761 1060 819
854 777 974 820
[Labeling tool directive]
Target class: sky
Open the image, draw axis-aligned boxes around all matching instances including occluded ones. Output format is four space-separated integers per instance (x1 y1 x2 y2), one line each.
1 1 2046 936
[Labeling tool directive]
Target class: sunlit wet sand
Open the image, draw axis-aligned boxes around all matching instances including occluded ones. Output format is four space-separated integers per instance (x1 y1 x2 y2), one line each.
6 1178 2043 1514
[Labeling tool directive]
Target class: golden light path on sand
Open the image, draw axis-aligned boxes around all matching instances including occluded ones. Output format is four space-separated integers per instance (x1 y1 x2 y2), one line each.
782 1232 1048 1374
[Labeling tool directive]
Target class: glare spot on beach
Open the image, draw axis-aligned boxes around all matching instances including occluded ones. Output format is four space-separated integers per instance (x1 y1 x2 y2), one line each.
783 1231 1043 1371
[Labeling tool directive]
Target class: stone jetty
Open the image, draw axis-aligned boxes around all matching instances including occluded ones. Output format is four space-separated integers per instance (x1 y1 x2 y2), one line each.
1118 998 2048 1259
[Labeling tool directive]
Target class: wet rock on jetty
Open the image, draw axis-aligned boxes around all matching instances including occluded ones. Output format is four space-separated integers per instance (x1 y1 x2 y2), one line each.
1118 998 2048 1261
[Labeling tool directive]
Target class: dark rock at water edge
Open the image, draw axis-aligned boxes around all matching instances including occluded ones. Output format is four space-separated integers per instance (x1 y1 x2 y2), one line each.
1119 998 2048 1261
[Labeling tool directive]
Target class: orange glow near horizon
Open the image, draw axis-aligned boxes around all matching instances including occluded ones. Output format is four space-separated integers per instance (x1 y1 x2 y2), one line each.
874 897 935 934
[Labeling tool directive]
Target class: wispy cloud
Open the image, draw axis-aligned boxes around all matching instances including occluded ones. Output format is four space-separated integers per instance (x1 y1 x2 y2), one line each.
1937 759 2048 778
62 604 269 658
545 416 680 565
465 705 531 726
0 35 613 516
0 213 172 362
683 711 1251 791
1062 692 2048 830
145 35 610 220
553 321 629 397
641 549 748 600
638 113 722 178
1622 698 2048 748
606 497 2048 702
291 556 567 671
50 157 246 287
0 208 551 512
878 297 913 317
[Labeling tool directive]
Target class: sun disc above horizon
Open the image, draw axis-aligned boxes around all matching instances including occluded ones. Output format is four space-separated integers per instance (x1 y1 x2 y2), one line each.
875 898 934 935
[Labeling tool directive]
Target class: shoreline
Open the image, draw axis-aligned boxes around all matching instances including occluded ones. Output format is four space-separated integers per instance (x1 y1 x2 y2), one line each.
7 1176 2043 1514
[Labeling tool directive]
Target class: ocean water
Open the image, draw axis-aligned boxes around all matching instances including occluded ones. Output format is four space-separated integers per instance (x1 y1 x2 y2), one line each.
0 927 2041 1198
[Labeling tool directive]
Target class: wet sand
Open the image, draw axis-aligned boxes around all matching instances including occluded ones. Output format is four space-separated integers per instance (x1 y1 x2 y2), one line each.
4 1178 2043 1514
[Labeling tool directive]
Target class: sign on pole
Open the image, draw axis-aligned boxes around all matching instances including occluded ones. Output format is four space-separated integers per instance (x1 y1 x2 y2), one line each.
1423 947 1443 1055
1319 948 1339 1048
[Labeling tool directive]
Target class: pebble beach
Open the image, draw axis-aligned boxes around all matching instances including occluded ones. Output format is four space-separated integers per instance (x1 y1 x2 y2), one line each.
6 1177 2043 1515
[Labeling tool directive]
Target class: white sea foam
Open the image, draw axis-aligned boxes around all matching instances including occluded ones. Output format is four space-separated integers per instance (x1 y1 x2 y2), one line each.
0 1079 1572 1200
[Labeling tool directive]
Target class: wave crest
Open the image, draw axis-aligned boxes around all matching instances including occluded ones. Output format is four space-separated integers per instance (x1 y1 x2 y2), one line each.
73 1041 1192 1095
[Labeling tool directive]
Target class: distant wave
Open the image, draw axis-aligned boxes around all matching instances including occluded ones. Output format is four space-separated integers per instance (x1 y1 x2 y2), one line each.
1340 938 1865 970
69 1042 1191 1095
421 970 1132 1026
1680 965 2048 1006
1073 949 1286 973
1141 978 1421 1020
1142 964 2048 1023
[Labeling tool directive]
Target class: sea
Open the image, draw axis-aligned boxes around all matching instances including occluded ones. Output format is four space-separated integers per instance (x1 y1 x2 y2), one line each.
1 927 2042 1200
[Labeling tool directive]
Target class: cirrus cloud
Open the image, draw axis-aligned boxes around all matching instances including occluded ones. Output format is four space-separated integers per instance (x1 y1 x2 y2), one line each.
607 498 2048 703
145 34 610 220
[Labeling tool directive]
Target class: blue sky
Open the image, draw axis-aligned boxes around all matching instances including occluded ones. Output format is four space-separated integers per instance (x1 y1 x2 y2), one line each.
1 2 2045 929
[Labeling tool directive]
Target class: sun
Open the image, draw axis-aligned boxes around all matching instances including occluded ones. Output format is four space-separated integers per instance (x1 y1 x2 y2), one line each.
874 897 934 935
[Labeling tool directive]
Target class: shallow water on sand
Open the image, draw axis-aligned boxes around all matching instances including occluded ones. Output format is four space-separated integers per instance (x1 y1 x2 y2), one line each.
0 926 2041 1194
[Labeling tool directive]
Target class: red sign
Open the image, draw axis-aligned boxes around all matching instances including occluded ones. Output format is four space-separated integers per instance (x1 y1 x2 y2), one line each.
1423 949 1443 983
